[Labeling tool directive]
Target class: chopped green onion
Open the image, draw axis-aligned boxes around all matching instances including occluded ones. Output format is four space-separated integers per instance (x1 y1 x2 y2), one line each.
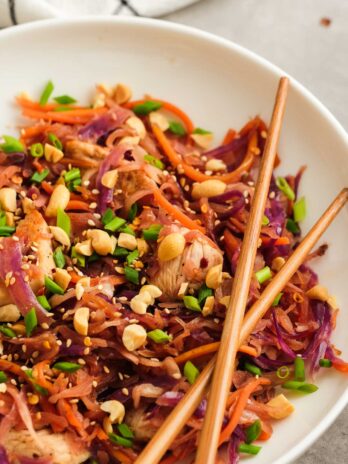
255 266 272 284
124 266 139 285
120 225 136 236
0 226 15 236
53 247 66 268
294 356 305 381
31 168 49 183
30 143 44 158
272 292 283 307
276 365 290 379
0 135 25 153
262 215 270 226
48 133 63 150
319 358 332 368
71 246 85 267
127 250 139 265
102 208 114 226
294 197 306 222
143 224 162 241
0 212 6 227
64 167 80 183
198 284 213 305
117 423 134 439
133 101 162 116
276 177 295 201
39 80 54 106
184 361 200 385
0 326 16 338
238 443 262 455
113 247 129 258
282 380 318 394
88 251 100 263
104 216 126 232
244 362 262 376
53 95 77 105
34 384 49 396
286 218 300 234
193 127 211 135
37 295 51 311
245 419 262 444
109 433 133 448
53 362 81 373
144 154 165 170
183 296 201 312
45 276 64 295
128 203 138 222
147 329 171 344
24 307 37 336
168 121 186 136
0 371 7 383
57 208 71 236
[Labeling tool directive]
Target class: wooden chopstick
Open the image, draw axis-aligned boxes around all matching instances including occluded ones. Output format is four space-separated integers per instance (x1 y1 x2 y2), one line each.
135 188 348 464
195 76 289 463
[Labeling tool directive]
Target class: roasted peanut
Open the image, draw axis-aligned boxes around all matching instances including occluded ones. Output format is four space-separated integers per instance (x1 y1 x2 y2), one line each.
45 185 70 217
157 233 185 262
191 180 226 199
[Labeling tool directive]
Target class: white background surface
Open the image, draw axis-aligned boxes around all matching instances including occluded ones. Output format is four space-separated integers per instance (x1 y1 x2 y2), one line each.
163 1 348 462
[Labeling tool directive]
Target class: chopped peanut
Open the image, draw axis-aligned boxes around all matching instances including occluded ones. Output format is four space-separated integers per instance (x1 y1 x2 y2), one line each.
192 180 226 199
122 324 147 351
149 112 169 132
205 264 223 289
0 304 21 322
73 307 90 336
49 226 71 248
267 394 295 419
53 269 71 291
137 238 149 257
191 133 213 149
45 185 70 217
130 291 153 315
205 159 226 172
101 169 119 189
118 232 137 251
202 296 215 317
126 116 146 139
0 188 16 212
44 144 64 163
86 229 115 255
272 257 286 271
100 400 125 424
74 239 93 257
158 233 186 262
113 83 132 105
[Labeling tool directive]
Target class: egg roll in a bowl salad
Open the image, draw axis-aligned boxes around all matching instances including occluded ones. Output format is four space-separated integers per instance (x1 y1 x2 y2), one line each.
0 81 346 464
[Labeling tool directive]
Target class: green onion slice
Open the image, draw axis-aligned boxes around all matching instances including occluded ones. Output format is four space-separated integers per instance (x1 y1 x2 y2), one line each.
102 208 114 226
30 143 44 158
198 284 213 305
282 380 318 394
39 81 54 106
255 266 272 284
147 329 171 344
143 224 162 241
262 215 270 226
113 247 129 258
124 266 139 285
127 250 139 265
104 216 126 232
275 177 295 201
183 295 201 312
109 433 133 448
272 292 283 307
44 276 64 295
245 419 262 444
193 127 212 135
276 365 290 379
286 218 300 234
133 101 162 116
168 121 187 136
293 196 306 222
319 358 332 368
294 356 305 381
37 295 51 311
48 133 63 150
144 154 165 170
117 423 134 439
0 371 8 383
0 326 16 338
0 226 16 237
30 169 50 183
71 247 85 267
238 443 262 455
54 95 77 105
53 362 81 373
57 208 71 236
244 362 262 376
53 247 66 268
24 307 38 336
184 361 200 385
128 203 138 222
0 135 25 153
64 167 80 183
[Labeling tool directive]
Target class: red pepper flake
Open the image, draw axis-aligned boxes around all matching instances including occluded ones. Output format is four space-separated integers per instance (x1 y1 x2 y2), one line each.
320 17 332 27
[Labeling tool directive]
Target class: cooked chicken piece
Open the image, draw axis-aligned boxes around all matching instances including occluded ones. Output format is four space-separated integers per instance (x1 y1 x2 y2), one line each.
0 210 55 306
126 407 158 442
65 140 108 167
150 225 223 299
5 429 89 464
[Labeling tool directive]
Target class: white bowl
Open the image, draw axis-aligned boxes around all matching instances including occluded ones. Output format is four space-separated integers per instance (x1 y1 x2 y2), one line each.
0 17 347 464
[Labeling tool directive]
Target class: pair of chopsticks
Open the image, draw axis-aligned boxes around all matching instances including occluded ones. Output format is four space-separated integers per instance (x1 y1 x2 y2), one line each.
135 77 348 464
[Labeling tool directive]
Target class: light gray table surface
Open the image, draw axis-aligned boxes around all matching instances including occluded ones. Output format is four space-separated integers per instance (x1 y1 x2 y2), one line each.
164 1 348 463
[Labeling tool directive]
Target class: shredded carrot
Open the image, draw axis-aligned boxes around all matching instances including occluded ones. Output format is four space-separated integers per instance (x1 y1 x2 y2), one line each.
22 107 107 125
20 124 49 140
32 158 44 173
126 99 194 133
60 399 85 433
41 181 54 194
223 128 236 145
58 157 98 168
0 359 30 380
33 360 55 394
66 200 91 211
110 449 133 464
224 228 241 262
174 342 258 364
332 360 348 373
95 426 108 441
219 377 271 445
152 187 206 233
16 96 84 112
152 124 257 183
261 236 290 246
258 427 272 441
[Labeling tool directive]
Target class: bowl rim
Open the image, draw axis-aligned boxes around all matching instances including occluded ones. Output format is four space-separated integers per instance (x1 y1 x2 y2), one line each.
1 15 347 464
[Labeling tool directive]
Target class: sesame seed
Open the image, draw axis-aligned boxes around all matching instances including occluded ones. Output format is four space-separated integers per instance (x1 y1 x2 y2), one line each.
41 323 49 330
78 358 86 365
118 372 124 380
32 351 39 358
214 318 220 324
9 277 16 286
24 275 30 282
12 236 19 242
22 345 27 353
92 189 100 195
92 380 98 388
122 388 129 395
103 365 110 374
66 339 72 348
56 340 62 346
83 180 90 187
89 202 97 209
269 191 276 199
70 399 79 404
87 219 96 227
10 379 17 386
118 297 127 302
83 348 90 355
